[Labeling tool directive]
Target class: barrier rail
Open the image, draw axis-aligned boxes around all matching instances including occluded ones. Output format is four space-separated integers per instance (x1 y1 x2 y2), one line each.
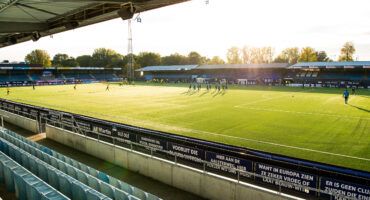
0 98 369 200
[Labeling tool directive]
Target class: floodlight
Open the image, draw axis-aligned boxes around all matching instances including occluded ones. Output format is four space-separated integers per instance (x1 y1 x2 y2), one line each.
32 32 41 42
117 4 136 20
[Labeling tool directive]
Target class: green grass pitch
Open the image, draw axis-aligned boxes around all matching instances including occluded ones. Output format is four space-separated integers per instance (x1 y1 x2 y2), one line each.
1 83 369 172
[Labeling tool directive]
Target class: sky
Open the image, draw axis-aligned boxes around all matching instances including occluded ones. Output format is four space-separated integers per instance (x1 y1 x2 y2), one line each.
1 0 370 62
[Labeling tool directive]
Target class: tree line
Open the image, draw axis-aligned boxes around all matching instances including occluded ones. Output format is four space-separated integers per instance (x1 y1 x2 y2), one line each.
25 48 226 69
226 42 356 64
24 42 356 68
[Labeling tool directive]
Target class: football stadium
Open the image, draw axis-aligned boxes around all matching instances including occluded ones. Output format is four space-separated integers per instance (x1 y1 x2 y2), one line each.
0 0 369 200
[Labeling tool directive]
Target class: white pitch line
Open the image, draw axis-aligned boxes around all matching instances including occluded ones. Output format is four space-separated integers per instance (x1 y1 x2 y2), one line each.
237 106 370 120
185 128 370 162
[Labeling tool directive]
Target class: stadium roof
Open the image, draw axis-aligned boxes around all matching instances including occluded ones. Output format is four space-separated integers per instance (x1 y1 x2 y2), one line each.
136 65 198 71
196 63 290 70
0 0 188 48
290 61 370 69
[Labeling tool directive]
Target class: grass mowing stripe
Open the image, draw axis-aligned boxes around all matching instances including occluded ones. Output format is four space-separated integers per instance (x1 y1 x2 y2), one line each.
1 83 369 171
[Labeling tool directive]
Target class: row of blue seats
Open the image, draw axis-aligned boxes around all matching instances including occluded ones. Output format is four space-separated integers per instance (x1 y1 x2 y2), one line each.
0 137 112 200
0 129 160 200
62 74 93 79
0 75 30 82
0 74 119 82
318 73 366 80
2 129 144 198
0 151 69 200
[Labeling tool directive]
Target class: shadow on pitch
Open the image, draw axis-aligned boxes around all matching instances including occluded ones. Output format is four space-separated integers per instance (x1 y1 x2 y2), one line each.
349 104 370 113
198 91 209 97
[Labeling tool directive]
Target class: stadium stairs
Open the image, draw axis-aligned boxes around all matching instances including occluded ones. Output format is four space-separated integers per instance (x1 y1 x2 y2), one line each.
0 128 161 200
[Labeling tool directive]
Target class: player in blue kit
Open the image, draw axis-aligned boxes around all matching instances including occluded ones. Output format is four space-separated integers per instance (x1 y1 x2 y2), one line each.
343 89 349 104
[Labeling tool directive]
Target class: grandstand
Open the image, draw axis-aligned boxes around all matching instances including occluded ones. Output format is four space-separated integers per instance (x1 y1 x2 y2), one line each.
0 127 161 200
0 64 123 87
288 62 369 88
137 62 370 88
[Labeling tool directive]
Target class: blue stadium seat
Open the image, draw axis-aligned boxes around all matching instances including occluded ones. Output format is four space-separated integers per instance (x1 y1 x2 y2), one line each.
0 151 68 200
109 177 120 188
87 188 112 200
50 157 59 168
47 168 59 189
120 181 133 194
3 161 18 191
37 163 49 182
58 174 73 198
71 180 89 200
21 153 30 169
57 160 68 174
114 188 130 200
13 168 31 200
129 195 142 200
147 193 161 200
77 170 88 185
132 187 148 200
28 181 50 199
98 171 110 183
41 190 70 200
80 163 89 173
67 166 77 178
0 129 161 200
89 167 99 177
100 182 115 199
29 157 38 175
87 175 101 191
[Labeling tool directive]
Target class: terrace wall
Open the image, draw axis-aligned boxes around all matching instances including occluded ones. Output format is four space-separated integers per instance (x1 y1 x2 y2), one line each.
45 124 298 200
0 109 38 133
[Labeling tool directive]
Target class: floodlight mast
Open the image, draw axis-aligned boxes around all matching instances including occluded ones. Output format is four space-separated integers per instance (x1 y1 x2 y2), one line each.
127 19 134 83
117 2 135 84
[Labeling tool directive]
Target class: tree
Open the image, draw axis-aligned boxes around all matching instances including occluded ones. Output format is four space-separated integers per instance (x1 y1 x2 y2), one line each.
25 49 51 67
110 53 125 68
226 47 242 64
91 48 124 68
123 53 139 77
241 46 252 64
52 53 78 67
241 46 274 64
136 52 161 68
52 54 68 66
161 53 188 65
298 47 317 62
338 42 356 61
316 51 331 62
187 51 206 65
274 47 299 64
207 56 225 65
63 58 78 67
76 55 92 67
